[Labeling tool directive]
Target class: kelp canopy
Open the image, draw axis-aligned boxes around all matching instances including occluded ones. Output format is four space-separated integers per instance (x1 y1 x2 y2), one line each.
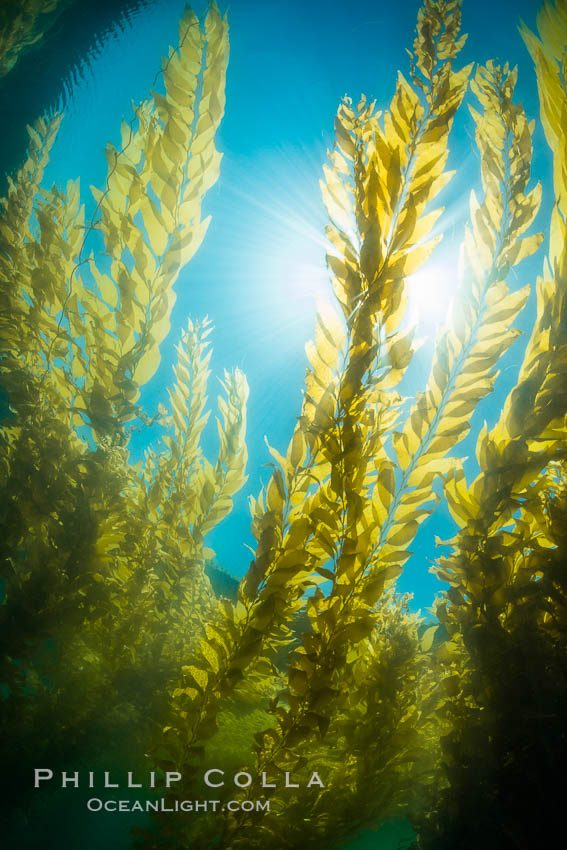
1 1 567 849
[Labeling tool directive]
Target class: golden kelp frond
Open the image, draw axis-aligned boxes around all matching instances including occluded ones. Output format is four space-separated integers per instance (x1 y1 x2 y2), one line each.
287 0 473 596
6 1 567 847
80 324 248 677
0 116 64 401
372 61 541 569
323 0 470 388
315 599 443 842
441 7 567 547
0 0 71 77
0 127 89 432
495 460 567 635
306 13 472 641
90 3 228 392
151 13 474 780
84 2 229 429
142 317 248 565
143 317 213 544
169 317 213 455
520 0 567 237
488 0 567 450
242 59 538 807
153 308 350 797
419 21 567 844
0 114 61 241
0 4 229 445
149 227 372 848
194 366 249 540
419 473 567 850
212 17 550 850
412 0 467 77
154 391 327 805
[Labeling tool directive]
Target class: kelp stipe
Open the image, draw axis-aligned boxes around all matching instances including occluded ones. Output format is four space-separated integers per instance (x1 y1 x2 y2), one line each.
0 1 250 831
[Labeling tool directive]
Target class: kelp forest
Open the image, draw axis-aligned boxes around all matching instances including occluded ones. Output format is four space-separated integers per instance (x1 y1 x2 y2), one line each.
1 0 567 848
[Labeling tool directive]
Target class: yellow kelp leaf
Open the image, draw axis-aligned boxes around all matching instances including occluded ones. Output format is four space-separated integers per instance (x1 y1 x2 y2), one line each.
132 345 161 387
141 197 169 257
201 641 220 674
96 273 118 309
505 232 544 267
444 466 477 526
421 625 438 652
385 520 419 548
183 665 209 692
316 298 345 351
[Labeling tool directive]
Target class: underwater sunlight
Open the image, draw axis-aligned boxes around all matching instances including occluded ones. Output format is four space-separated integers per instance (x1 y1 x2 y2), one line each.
406 259 456 329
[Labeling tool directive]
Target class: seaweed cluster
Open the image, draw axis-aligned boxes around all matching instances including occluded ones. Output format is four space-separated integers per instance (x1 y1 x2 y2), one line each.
1 1 567 849
411 8 567 845
0 0 74 78
0 1 248 835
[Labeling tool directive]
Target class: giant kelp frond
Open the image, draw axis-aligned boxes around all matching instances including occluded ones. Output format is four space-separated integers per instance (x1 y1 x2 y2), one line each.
215 14 547 850
439 2 567 565
520 0 567 231
151 310 352 808
0 3 229 446
425 0 567 655
197 366 249 537
144 317 214 540
324 0 471 387
0 0 72 77
145 4 470 837
0 113 61 240
162 354 249 546
137 318 248 627
205 596 436 850
413 9 567 846
5 0 567 848
494 0 567 449
0 115 83 425
168 318 213 474
87 2 229 403
267 596 440 850
0 0 238 626
234 0 471 787
378 60 541 553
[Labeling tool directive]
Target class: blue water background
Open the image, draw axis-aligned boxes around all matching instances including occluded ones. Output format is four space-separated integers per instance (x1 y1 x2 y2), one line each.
37 0 548 613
